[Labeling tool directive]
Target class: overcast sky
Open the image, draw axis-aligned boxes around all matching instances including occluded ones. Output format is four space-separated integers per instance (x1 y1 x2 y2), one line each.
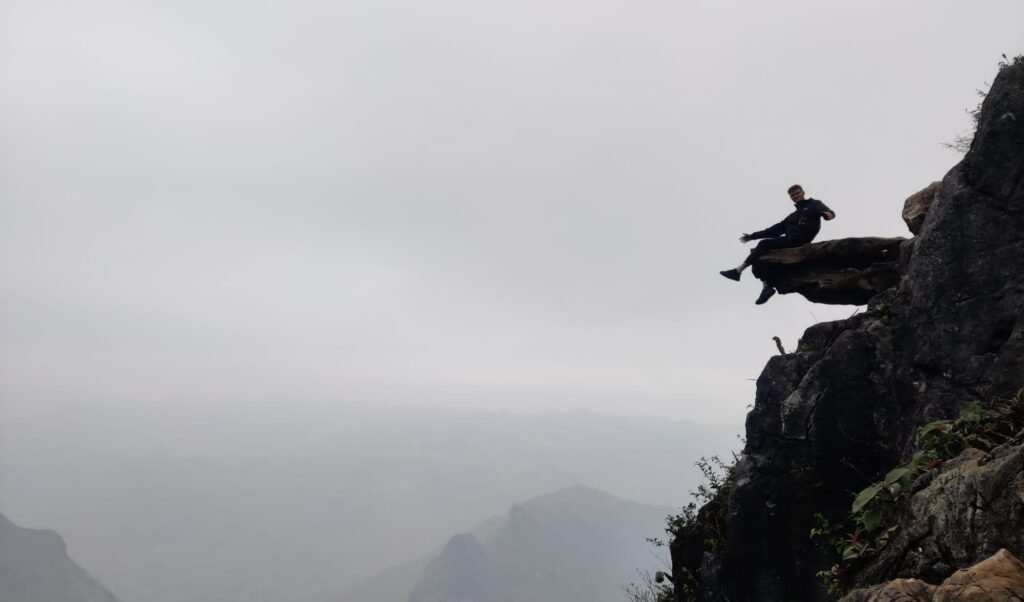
1 0 1022 424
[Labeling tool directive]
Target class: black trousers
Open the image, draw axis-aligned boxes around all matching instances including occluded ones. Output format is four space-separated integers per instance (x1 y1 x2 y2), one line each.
745 236 811 265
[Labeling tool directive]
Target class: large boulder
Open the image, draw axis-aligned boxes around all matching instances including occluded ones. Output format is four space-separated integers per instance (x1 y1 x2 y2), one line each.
932 549 1024 601
902 181 941 235
751 237 906 305
841 549 1024 602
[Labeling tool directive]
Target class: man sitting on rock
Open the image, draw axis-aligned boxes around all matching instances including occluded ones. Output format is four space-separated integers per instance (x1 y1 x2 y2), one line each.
720 184 835 304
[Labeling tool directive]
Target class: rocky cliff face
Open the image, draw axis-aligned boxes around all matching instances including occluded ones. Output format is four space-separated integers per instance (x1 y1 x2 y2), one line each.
673 59 1024 601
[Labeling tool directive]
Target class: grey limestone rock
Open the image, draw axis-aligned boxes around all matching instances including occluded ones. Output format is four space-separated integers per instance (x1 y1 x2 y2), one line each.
842 548 1024 602
902 181 942 235
753 237 906 305
850 444 1024 587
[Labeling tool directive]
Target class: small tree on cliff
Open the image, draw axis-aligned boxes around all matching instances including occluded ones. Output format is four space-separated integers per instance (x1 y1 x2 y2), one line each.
945 54 1023 153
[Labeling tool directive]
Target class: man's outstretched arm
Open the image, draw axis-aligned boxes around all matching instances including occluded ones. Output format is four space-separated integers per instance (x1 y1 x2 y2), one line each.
815 200 836 220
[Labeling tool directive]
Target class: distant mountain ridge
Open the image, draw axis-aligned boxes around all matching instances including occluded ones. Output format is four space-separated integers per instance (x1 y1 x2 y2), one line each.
0 513 118 602
4 404 735 602
343 485 672 602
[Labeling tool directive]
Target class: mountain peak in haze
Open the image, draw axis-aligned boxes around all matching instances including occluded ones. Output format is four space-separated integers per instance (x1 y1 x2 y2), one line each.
405 485 671 602
0 514 119 602
408 534 496 602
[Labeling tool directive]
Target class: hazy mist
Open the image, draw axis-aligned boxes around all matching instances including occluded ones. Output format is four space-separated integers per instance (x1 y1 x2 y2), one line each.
1 1 1023 601
3 1 1021 422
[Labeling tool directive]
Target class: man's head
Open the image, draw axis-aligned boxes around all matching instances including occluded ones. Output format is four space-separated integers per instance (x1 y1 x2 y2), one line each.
787 184 805 203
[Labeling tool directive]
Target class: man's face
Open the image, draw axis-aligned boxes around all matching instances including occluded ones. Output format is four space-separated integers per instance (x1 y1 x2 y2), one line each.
788 188 805 203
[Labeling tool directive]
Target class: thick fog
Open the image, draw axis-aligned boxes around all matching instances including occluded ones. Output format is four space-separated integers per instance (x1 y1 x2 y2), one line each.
1 1 1023 601
3 1 1021 422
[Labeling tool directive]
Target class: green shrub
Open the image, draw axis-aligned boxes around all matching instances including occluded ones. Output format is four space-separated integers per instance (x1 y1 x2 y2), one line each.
651 455 736 601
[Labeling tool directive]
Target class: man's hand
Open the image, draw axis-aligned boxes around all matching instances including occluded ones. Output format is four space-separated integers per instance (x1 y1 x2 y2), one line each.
823 211 835 221
739 233 752 243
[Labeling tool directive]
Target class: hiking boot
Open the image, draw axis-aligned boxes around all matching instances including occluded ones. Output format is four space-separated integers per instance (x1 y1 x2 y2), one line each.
755 287 777 305
719 269 741 281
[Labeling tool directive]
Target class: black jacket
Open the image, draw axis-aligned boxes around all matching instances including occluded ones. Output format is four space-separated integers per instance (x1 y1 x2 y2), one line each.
749 198 835 242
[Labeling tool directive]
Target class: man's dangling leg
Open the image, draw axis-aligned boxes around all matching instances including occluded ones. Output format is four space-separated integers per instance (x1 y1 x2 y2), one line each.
723 238 783 281
755 280 776 305
746 237 805 304
722 235 809 290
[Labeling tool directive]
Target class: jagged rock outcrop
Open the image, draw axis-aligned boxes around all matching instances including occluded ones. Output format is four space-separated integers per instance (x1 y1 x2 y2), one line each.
902 181 942 235
752 237 905 305
841 549 1024 601
0 514 119 602
673 59 1024 601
